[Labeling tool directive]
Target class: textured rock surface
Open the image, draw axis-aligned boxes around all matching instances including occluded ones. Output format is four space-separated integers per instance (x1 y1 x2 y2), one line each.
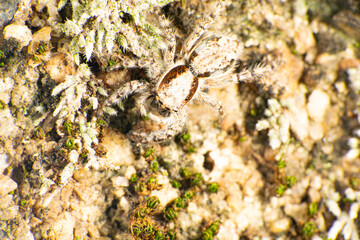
0 0 19 29
1 0 360 240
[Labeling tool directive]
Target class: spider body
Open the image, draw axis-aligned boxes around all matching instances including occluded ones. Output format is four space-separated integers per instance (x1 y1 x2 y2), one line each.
105 2 271 144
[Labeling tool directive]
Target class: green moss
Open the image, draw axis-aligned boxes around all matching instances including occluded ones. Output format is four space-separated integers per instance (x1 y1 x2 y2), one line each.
20 199 27 206
34 127 45 139
170 179 181 188
163 207 177 221
308 202 318 217
182 133 191 142
286 176 296 188
150 161 159 173
275 184 286 196
130 174 138 183
144 148 155 158
173 197 188 209
191 173 204 187
147 196 160 209
0 100 5 110
202 220 221 240
302 222 316 238
184 190 194 199
207 182 219 193
277 159 286 169
65 137 76 150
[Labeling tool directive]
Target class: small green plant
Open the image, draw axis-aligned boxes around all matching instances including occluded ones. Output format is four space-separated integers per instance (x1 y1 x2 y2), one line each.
130 174 138 183
286 176 296 188
163 207 177 222
170 179 181 189
134 207 147 219
277 159 286 169
144 148 155 158
20 199 27 206
180 168 192 178
202 220 221 240
182 133 191 142
65 137 76 150
302 222 316 238
350 177 359 189
136 181 147 193
0 100 5 110
147 176 159 191
184 190 194 199
275 184 286 196
166 230 176 240
191 173 204 187
34 127 45 139
96 119 106 127
64 120 73 135
308 202 318 217
147 196 160 210
108 60 116 67
36 42 48 55
150 161 159 173
208 182 219 193
173 197 188 210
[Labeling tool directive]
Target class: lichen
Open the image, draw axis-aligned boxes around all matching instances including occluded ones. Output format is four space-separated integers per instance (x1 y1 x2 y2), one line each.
256 98 290 151
59 0 174 65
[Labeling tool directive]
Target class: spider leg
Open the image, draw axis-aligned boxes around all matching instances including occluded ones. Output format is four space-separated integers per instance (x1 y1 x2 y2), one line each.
157 12 176 64
105 80 149 108
236 62 273 83
128 112 187 144
194 92 224 122
203 72 237 88
180 1 225 57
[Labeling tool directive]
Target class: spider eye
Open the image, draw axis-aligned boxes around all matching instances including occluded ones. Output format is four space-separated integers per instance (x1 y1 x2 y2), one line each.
159 107 171 117
150 97 158 108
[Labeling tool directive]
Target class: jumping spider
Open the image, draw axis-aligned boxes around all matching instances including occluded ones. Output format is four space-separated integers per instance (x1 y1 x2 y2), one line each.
105 2 273 144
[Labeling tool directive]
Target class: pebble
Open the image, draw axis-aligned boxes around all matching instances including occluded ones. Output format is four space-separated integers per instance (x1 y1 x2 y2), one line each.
53 212 76 240
285 91 309 140
14 218 35 240
293 17 316 55
269 217 291 233
307 89 330 122
124 165 136 180
284 203 308 223
0 0 19 29
3 23 32 49
111 176 129 188
0 195 18 221
315 213 327 232
345 188 356 201
113 188 125 198
119 196 130 212
0 153 10 174
308 121 324 141
100 128 134 167
0 174 17 197
45 53 75 83
333 11 360 41
151 183 179 207
310 175 322 190
308 188 322 203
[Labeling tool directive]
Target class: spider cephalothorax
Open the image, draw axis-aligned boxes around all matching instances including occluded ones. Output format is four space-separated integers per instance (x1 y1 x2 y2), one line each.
104 2 272 144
